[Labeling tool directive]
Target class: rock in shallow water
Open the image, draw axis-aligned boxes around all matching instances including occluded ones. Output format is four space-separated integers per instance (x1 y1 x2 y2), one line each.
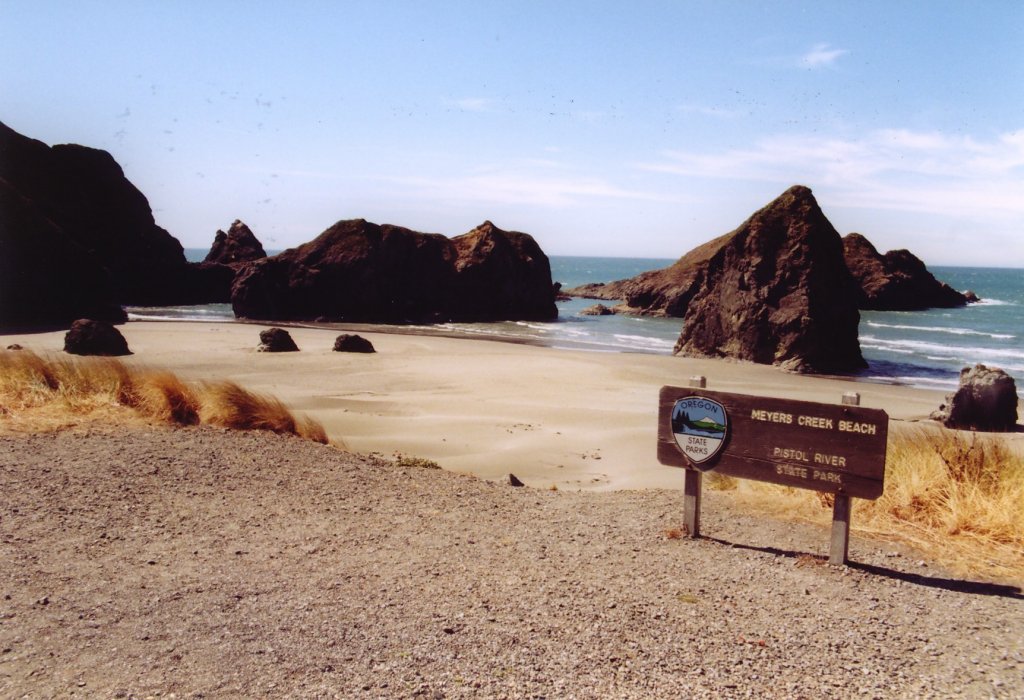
579 303 616 316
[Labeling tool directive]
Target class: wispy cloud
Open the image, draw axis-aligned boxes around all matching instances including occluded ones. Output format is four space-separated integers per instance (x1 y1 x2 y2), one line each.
800 42 848 68
446 97 494 112
383 168 673 208
636 128 1024 224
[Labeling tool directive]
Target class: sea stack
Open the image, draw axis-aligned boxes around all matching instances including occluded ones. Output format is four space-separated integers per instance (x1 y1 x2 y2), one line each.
205 220 267 267
671 186 866 373
842 233 970 310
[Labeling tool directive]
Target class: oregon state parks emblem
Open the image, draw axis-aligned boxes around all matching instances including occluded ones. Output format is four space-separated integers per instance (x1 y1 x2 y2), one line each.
671 396 729 470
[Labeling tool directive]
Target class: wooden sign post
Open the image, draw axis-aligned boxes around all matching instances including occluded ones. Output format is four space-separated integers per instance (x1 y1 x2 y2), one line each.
658 380 889 565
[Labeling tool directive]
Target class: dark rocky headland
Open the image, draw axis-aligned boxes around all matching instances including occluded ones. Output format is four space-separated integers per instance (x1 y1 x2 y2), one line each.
231 219 557 323
0 123 556 330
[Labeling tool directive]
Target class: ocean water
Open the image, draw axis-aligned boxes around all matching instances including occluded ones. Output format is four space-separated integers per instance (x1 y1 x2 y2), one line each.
859 267 1024 392
132 251 1022 394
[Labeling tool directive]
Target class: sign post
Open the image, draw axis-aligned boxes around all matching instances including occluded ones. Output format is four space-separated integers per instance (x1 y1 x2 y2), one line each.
682 376 706 537
658 383 888 564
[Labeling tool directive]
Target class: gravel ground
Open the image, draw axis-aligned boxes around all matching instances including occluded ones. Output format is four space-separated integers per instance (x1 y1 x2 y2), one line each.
1 426 1021 699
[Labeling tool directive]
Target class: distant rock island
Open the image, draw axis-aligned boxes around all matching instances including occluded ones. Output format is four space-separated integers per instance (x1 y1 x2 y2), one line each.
205 220 267 267
231 219 557 323
841 232 971 310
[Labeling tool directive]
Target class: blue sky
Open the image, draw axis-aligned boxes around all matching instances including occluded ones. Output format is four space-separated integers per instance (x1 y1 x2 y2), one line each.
3 1 1022 266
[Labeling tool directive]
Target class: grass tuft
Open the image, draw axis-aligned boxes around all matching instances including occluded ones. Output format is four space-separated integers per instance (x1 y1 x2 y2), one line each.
0 349 327 443
392 453 441 469
138 371 201 425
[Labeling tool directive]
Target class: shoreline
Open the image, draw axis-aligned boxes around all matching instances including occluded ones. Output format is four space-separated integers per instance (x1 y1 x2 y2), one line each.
7 320 1015 493
125 311 964 392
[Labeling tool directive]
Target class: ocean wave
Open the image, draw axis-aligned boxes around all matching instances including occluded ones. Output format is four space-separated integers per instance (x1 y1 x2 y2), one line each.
127 311 231 322
860 335 1024 362
866 375 959 390
973 298 1014 307
611 334 676 350
127 304 235 321
876 375 1024 398
864 321 1015 340
514 321 552 334
860 342 915 355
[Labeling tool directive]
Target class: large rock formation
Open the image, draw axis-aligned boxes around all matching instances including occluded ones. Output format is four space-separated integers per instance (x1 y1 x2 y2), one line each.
231 219 557 323
671 186 865 373
567 186 864 373
182 262 238 304
567 228 972 316
449 221 558 322
0 121 192 311
842 233 969 310
1 179 126 330
205 220 267 266
182 220 270 304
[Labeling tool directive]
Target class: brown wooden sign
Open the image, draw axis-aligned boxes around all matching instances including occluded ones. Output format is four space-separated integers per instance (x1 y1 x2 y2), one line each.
658 386 888 499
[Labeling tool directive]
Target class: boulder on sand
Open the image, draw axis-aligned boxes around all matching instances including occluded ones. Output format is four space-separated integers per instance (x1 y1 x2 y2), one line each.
333 334 375 353
63 319 132 356
931 364 1019 432
257 327 299 353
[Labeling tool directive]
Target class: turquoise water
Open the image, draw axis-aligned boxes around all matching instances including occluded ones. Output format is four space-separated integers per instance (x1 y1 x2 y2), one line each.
858 267 1023 390
137 251 1022 393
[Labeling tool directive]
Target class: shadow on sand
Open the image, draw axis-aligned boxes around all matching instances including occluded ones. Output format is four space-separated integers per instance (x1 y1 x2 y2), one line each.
702 535 1023 600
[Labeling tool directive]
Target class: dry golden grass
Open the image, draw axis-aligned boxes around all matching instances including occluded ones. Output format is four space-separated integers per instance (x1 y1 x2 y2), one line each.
0 349 327 443
200 380 328 443
727 423 1024 582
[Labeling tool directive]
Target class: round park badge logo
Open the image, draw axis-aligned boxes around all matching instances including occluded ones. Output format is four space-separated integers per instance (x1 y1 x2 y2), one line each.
671 396 729 470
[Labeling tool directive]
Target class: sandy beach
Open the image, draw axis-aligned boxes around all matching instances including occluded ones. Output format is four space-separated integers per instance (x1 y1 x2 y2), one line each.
1 320 996 493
